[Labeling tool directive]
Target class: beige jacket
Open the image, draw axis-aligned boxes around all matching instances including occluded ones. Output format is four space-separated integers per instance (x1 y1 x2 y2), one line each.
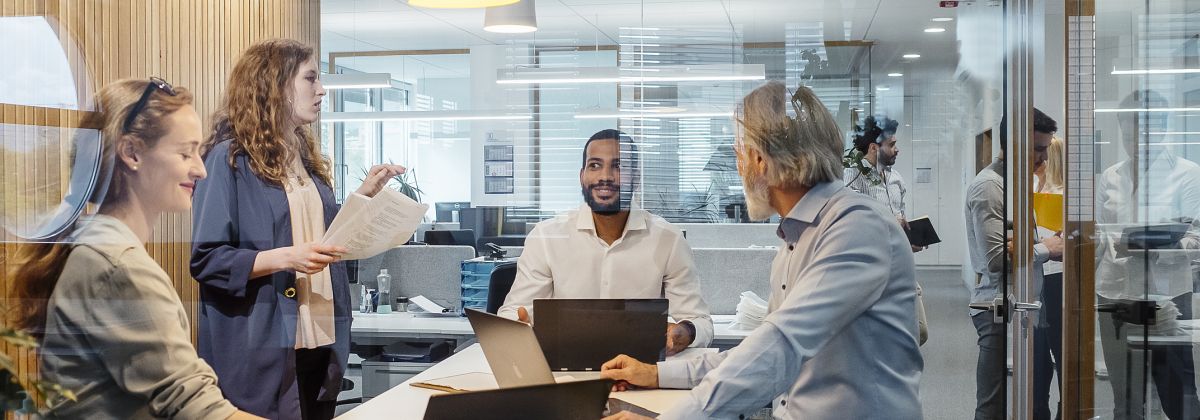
40 215 236 420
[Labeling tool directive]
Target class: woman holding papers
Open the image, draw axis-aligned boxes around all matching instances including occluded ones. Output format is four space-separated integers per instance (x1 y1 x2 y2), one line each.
11 79 262 419
191 39 403 420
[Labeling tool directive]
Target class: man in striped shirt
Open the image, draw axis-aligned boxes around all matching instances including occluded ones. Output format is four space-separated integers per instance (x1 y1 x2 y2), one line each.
844 116 921 253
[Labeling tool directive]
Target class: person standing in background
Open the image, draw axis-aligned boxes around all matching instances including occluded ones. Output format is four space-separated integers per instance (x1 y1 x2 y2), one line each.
845 115 928 345
1032 136 1065 420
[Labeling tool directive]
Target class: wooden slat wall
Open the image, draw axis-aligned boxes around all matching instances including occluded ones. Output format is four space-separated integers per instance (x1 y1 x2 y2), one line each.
0 0 319 401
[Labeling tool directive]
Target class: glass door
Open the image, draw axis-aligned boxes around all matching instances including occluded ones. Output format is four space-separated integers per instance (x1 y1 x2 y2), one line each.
1063 0 1200 419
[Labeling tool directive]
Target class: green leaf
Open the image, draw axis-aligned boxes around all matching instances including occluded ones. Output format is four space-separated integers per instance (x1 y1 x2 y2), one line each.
0 329 38 349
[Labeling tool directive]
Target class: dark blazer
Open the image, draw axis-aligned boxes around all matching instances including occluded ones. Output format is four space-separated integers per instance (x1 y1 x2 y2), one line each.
190 140 351 419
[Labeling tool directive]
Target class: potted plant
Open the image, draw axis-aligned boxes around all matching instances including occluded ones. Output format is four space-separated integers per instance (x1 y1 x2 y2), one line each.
0 326 75 413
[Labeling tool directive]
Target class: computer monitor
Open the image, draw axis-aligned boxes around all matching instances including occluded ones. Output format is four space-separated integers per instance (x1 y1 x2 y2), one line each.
423 230 476 249
435 202 471 223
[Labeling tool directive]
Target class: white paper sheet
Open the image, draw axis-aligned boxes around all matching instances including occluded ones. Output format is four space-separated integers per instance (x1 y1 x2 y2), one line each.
410 295 451 314
321 188 428 260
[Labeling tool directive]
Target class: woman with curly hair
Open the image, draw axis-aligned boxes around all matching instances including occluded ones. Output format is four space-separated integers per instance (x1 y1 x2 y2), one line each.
191 39 402 419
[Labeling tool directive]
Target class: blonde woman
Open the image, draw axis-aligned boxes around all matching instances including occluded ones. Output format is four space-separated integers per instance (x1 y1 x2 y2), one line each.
1033 135 1064 419
191 39 401 419
10 78 262 419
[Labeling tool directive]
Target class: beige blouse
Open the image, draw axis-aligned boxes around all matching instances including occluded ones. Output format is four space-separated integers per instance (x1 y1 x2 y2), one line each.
41 214 236 420
286 158 336 349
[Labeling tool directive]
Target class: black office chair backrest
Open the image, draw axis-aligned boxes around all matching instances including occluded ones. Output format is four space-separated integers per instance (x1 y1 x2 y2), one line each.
486 262 519 314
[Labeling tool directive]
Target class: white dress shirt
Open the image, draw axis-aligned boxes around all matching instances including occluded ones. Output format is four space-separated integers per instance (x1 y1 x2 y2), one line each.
497 204 714 347
1095 150 1200 299
654 181 923 419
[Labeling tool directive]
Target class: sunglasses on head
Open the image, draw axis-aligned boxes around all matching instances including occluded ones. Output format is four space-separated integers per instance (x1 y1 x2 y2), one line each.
122 77 177 133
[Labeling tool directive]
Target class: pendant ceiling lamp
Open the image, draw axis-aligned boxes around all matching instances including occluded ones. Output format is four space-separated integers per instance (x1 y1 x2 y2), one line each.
484 0 537 33
409 0 518 9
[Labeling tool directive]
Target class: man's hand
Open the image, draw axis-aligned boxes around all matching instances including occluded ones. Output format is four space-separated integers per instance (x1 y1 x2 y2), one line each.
664 322 693 356
1006 233 1065 262
516 306 531 324
1042 232 1065 261
603 411 655 420
600 354 659 391
911 245 927 253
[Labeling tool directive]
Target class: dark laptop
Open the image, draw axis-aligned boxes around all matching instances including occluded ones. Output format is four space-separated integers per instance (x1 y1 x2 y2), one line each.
423 378 612 420
532 298 669 371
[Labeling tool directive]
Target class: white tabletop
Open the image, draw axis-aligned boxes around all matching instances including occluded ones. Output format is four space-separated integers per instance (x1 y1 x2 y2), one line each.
336 344 692 419
352 312 475 337
351 312 754 342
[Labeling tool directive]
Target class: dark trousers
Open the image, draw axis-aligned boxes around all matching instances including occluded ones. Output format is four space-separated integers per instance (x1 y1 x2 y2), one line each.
296 347 336 420
1098 293 1200 420
973 312 1007 420
1034 273 1063 420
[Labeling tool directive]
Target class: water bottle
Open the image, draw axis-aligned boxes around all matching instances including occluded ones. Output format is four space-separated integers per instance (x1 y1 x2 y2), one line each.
359 284 371 313
376 269 393 314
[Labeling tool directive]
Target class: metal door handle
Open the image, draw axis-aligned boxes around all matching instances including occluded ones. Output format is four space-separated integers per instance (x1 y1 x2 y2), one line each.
1013 301 1042 312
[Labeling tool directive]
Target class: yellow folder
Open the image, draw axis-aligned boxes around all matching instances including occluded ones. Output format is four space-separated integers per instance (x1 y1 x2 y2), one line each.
1032 193 1063 232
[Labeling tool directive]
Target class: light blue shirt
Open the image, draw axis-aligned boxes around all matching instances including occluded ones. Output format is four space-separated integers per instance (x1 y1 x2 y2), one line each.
654 181 923 419
965 159 1050 317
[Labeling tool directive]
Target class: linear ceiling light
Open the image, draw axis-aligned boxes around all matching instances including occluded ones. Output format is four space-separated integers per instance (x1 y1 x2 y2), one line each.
1111 68 1200 75
484 0 537 33
1094 108 1200 113
409 0 518 8
497 64 765 84
321 73 393 90
323 110 531 122
574 108 734 119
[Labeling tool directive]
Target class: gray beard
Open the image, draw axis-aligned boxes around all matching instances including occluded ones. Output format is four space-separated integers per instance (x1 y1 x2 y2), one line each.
742 173 774 221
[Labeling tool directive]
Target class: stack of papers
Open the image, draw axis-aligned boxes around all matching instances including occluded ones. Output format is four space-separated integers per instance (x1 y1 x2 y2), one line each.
732 291 768 330
1149 300 1184 336
321 188 429 260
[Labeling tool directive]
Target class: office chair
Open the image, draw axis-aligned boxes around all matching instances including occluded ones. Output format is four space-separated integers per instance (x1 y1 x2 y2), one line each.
486 262 519 314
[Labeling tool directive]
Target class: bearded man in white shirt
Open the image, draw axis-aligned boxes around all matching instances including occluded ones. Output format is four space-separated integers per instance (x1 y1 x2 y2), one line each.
497 129 714 354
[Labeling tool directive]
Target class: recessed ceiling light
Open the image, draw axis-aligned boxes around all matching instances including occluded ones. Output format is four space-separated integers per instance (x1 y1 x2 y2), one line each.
888 72 903 77
876 86 890 91
924 27 946 33
902 53 921 59
932 17 954 22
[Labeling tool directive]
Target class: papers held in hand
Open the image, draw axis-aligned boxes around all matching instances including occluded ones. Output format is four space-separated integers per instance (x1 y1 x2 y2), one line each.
321 188 429 260
906 216 941 248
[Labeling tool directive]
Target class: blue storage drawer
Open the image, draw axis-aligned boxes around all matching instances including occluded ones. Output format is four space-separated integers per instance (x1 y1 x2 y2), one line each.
461 272 490 288
458 257 517 316
461 286 489 300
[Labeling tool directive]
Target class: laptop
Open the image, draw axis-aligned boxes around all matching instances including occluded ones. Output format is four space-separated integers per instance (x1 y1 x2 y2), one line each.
423 378 613 420
532 298 669 371
464 308 556 387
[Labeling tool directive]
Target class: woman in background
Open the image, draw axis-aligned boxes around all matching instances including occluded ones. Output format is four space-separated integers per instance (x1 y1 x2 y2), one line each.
190 39 402 420
10 78 261 419
1032 136 1064 419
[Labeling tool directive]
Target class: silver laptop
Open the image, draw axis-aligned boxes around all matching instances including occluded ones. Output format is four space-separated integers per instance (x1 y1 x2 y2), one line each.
464 308 556 388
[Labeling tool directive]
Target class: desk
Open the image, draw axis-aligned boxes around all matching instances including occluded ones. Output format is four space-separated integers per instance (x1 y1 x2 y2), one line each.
351 312 753 346
351 312 476 346
337 344 691 419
